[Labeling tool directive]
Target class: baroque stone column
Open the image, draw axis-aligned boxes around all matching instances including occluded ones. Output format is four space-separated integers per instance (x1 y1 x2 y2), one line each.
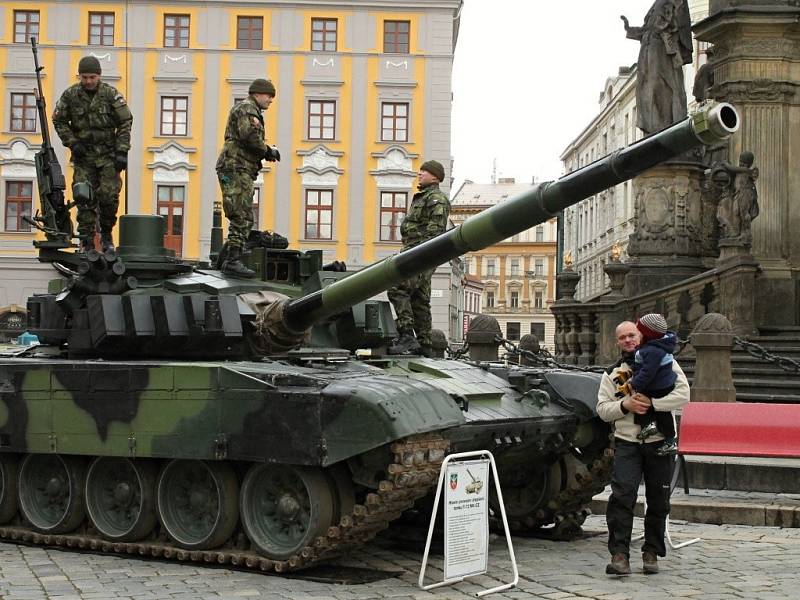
625 161 713 297
696 0 800 326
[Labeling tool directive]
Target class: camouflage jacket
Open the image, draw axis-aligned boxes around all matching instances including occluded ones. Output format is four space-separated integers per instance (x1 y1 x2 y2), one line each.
215 96 270 177
400 183 450 249
52 82 132 157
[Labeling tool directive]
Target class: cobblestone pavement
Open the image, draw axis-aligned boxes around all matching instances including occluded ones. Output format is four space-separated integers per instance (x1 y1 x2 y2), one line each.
1 515 799 599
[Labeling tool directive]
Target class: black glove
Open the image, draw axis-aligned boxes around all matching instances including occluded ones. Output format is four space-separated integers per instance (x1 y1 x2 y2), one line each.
114 152 128 172
264 146 281 162
70 142 87 158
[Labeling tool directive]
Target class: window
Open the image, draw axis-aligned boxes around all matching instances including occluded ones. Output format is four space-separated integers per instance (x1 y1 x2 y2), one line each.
380 191 407 241
10 93 36 132
485 259 496 277
534 258 544 277
510 258 519 277
531 322 545 339
237 16 263 50
305 189 333 240
381 102 408 142
88 12 114 46
252 187 260 228
535 225 544 242
534 291 543 309
507 322 520 341
5 181 33 232
164 14 190 48
14 10 39 44
308 101 335 140
160 96 188 136
311 18 337 52
384 20 410 53
510 291 519 309
485 291 495 308
157 185 184 255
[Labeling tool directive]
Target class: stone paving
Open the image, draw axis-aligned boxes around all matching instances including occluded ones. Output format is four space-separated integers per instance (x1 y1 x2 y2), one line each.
1 515 799 599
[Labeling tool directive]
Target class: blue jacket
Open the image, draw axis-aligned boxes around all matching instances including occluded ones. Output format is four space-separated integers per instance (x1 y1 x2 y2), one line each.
631 331 678 395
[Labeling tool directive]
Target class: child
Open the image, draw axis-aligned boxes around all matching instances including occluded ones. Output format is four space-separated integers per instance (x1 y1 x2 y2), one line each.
629 313 678 456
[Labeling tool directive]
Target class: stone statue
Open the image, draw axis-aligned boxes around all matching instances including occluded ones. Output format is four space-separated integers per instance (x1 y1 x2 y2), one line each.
710 151 759 244
621 0 693 135
610 241 622 262
692 46 716 103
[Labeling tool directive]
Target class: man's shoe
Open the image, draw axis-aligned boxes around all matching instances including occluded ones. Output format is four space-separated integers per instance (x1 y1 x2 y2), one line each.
638 421 659 440
222 246 255 279
605 553 631 576
655 439 678 456
642 551 659 574
387 332 422 355
80 237 94 253
100 233 115 253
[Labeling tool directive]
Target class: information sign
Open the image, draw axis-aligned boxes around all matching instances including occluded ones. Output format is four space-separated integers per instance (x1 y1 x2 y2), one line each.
443 458 490 580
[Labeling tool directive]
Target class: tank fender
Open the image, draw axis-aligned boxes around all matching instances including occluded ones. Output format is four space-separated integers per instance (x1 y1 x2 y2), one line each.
320 376 465 465
542 371 603 420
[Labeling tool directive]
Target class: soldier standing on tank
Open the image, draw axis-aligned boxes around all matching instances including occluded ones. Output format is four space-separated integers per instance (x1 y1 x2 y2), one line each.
215 78 280 278
53 55 132 253
387 160 450 356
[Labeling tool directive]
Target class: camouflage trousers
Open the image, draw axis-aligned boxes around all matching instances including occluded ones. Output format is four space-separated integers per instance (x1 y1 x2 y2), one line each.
217 170 255 249
72 159 121 239
388 269 434 346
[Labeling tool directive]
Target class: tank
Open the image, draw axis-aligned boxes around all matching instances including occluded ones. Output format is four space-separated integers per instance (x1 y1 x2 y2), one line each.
0 102 739 572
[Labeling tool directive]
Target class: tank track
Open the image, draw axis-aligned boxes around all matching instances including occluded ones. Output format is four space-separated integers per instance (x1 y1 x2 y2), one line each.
494 432 615 539
0 433 448 573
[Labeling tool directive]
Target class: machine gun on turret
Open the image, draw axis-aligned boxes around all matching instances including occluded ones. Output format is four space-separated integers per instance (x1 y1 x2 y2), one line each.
25 37 74 248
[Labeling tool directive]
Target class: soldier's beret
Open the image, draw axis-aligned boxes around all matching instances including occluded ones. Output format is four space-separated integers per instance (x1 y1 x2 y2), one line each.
249 78 276 96
78 56 102 75
420 160 445 182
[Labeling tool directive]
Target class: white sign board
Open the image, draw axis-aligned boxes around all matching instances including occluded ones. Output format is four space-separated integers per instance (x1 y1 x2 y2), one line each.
430 289 444 298
444 458 490 580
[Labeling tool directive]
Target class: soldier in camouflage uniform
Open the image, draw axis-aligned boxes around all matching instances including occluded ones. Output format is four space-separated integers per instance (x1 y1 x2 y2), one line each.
53 56 132 252
216 78 280 278
387 160 450 356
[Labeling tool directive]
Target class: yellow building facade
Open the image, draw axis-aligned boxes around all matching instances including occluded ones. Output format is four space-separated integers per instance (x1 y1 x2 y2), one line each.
0 1 461 330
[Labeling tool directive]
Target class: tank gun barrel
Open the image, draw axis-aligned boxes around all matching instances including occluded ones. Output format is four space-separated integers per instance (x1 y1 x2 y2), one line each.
279 102 739 334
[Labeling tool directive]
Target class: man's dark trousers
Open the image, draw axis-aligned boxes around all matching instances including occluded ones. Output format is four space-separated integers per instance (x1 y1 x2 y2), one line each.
606 439 673 558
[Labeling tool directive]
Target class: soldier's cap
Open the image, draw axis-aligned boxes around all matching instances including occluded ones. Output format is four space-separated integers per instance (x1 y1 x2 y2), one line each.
420 160 445 182
78 55 102 75
249 78 276 97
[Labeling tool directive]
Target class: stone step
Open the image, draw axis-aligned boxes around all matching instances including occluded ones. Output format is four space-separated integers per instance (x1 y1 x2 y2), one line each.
735 391 800 403
679 455 800 494
747 336 800 347
759 326 800 337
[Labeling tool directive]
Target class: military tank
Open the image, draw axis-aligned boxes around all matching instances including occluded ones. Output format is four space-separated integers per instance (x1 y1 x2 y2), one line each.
0 101 739 573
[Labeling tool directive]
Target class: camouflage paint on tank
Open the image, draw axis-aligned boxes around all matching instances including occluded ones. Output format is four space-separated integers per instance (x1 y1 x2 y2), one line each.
0 360 465 466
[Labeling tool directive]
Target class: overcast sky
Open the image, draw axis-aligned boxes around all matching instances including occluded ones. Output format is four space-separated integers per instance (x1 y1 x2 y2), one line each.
451 0 653 191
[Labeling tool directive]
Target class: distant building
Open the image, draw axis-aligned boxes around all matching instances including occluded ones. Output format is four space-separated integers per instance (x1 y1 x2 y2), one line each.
451 178 556 349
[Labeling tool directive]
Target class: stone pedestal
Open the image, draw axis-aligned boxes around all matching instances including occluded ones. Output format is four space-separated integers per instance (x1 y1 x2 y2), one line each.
554 268 581 303
717 251 760 336
625 162 714 297
466 314 501 362
603 260 630 298
690 313 736 403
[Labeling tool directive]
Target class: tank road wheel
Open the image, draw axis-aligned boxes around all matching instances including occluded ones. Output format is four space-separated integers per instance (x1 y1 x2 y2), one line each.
85 457 157 542
0 454 19 524
157 460 239 550
491 461 561 523
240 464 334 561
18 454 86 533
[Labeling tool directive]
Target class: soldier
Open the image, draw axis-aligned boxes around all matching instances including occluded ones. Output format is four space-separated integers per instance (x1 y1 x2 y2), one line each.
216 78 280 278
53 55 132 252
387 160 450 356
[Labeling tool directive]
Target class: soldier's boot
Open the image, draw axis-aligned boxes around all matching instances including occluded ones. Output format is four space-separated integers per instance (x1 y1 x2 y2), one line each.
80 236 94 253
100 232 115 253
222 246 255 279
387 330 422 355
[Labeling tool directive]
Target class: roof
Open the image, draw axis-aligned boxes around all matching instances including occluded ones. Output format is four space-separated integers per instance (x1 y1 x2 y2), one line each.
451 181 535 208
